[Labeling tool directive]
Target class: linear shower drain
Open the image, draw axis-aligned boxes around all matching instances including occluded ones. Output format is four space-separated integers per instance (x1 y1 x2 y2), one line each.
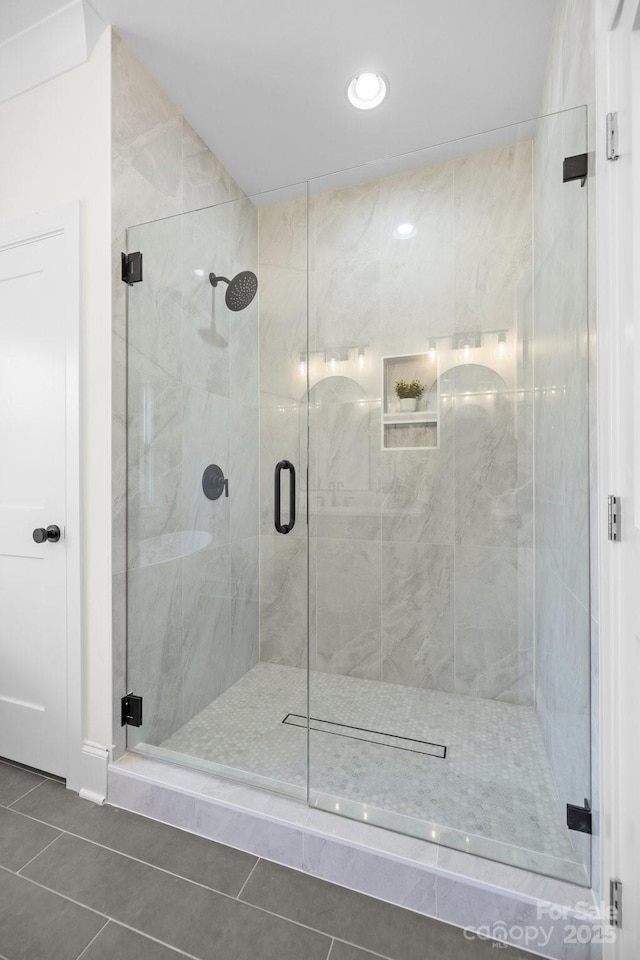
282 714 446 759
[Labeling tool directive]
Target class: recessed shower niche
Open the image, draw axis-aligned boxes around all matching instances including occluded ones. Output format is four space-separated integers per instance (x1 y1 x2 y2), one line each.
382 352 439 449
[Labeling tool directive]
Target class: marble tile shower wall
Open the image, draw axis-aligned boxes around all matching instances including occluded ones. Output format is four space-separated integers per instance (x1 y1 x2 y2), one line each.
258 141 536 705
111 33 259 754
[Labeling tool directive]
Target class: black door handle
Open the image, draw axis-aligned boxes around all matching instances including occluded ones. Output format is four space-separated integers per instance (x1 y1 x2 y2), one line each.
33 525 61 544
274 461 296 534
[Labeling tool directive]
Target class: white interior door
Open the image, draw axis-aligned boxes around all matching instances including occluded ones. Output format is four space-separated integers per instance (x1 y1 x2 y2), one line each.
0 230 68 777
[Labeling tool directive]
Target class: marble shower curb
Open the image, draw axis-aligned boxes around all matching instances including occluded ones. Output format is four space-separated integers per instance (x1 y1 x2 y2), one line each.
108 753 604 960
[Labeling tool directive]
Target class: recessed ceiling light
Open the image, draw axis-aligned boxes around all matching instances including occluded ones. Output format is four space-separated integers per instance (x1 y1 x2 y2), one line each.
393 222 417 240
347 72 389 110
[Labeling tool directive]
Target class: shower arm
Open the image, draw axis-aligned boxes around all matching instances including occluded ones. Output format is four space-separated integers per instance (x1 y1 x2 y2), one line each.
209 272 231 287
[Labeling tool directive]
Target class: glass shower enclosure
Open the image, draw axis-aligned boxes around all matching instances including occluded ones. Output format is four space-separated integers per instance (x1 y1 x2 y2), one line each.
125 107 591 886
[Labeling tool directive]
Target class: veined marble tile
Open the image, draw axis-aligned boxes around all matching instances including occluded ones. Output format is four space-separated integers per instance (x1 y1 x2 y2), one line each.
126 215 183 383
259 197 308 272
229 194 259 282
112 33 181 164
111 752 213 794
453 367 532 549
381 542 454 692
127 370 182 570
453 139 532 334
181 543 232 723
309 261 381 356
181 386 230 545
380 401 454 545
181 204 231 398
454 545 534 705
231 537 260 676
195 798 304 868
182 119 232 211
309 177 382 274
436 846 593 913
258 265 308 401
259 394 307 538
108 769 197 833
379 161 454 347
127 557 183 748
230 403 259 543
259 534 308 668
309 378 382 542
302 833 437 915
230 301 259 410
314 538 382 680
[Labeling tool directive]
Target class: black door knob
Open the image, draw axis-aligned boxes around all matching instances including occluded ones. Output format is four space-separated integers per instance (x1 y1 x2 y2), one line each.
33 525 61 544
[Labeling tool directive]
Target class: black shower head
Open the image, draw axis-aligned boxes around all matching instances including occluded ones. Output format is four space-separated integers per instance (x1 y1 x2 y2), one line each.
208 270 258 311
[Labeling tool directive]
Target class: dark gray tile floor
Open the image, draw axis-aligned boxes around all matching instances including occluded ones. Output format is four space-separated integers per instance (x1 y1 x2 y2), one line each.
0 757 532 960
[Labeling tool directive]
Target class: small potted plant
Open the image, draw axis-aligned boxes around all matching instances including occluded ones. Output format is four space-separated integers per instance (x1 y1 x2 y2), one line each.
395 379 424 412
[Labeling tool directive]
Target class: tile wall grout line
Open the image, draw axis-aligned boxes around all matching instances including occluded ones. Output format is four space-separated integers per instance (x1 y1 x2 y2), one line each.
71 919 110 960
235 857 260 900
16 831 64 875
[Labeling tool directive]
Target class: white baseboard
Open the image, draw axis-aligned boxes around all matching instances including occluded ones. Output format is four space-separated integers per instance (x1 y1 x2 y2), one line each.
67 740 109 803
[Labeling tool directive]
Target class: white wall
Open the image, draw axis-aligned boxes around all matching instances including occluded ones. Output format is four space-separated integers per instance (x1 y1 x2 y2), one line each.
0 29 113 749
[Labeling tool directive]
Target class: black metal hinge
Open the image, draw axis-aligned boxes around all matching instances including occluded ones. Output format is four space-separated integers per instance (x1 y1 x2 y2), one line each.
121 251 143 285
566 799 592 834
121 693 143 727
563 153 588 186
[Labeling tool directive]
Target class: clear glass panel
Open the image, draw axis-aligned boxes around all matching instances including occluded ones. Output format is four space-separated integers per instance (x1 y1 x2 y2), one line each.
306 108 591 885
126 186 309 799
126 108 591 887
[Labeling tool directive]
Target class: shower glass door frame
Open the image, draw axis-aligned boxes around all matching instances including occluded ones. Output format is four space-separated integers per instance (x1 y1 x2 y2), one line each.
124 107 592 888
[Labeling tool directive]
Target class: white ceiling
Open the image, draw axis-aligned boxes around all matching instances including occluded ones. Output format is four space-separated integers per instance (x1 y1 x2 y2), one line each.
2 0 557 196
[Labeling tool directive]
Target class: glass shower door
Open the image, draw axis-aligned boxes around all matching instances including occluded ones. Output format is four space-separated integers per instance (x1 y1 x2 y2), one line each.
125 186 309 799
306 108 591 886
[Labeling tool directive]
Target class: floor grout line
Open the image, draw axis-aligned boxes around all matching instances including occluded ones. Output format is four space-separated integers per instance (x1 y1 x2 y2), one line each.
0 756 63 784
3 829 343 952
0 863 109 921
7 810 254 899
16 831 64 874
326 938 336 960
82 919 203 960
0 818 342 960
0 864 202 960
71 919 110 960
5 779 48 808
235 857 260 900
0 810 521 960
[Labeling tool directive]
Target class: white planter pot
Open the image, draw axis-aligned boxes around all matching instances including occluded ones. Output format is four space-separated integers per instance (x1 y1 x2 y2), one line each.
398 397 418 412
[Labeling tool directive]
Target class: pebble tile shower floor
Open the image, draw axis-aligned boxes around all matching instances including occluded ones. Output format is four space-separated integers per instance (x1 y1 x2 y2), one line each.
159 663 585 883
0 756 534 960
